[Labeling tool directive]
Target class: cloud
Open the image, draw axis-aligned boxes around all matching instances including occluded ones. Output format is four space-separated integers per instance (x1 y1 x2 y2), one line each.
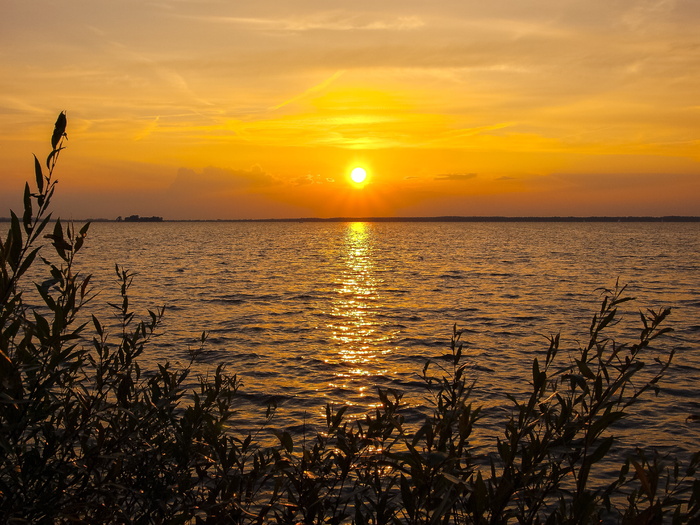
293 175 314 186
270 71 344 111
434 173 477 181
167 165 276 195
133 116 160 141
551 172 685 191
192 13 425 32
292 173 334 186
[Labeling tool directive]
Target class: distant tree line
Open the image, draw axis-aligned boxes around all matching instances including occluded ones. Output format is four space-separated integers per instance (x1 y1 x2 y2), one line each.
116 214 163 222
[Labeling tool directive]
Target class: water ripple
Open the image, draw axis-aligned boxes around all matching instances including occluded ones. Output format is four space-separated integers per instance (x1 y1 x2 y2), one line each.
68 220 700 461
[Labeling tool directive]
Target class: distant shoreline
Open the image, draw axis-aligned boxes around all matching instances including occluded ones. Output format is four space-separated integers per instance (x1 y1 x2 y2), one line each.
4 216 698 223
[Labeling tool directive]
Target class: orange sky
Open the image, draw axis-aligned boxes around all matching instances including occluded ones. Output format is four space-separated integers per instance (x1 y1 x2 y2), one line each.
1 1 699 219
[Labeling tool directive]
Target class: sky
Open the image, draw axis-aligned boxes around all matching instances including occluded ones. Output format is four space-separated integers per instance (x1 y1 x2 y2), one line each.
1 0 699 219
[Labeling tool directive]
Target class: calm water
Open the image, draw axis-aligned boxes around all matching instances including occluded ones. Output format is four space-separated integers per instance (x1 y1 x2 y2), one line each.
59 222 700 458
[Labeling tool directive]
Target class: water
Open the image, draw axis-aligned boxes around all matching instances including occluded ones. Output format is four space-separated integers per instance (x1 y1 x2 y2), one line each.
47 221 700 458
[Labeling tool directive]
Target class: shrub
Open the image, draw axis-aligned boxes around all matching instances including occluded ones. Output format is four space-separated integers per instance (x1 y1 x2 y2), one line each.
0 113 698 524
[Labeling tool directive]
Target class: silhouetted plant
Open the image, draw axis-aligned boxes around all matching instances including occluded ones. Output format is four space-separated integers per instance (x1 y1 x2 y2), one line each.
1 113 698 524
0 113 278 523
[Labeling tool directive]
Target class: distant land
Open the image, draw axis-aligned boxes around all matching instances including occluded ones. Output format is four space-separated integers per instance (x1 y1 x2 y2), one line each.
2 216 699 223
191 216 700 223
117 215 164 222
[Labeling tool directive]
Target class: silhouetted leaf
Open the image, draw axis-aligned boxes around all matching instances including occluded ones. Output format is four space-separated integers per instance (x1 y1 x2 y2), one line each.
33 311 52 339
588 436 614 464
46 146 65 171
51 111 67 150
598 309 617 331
576 359 596 380
611 296 634 306
9 211 22 269
33 154 44 194
74 223 90 253
92 315 103 337
17 247 40 281
36 279 58 309
45 219 72 260
273 430 294 453
400 475 414 516
80 275 91 300
631 459 654 501
22 183 32 234
35 214 52 239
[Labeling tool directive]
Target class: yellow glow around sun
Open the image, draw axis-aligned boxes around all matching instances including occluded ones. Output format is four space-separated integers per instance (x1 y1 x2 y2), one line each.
351 167 367 184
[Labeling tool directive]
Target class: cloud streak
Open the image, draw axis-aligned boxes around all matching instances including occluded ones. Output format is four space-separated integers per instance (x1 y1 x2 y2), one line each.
270 71 345 111
189 13 425 32
434 173 477 181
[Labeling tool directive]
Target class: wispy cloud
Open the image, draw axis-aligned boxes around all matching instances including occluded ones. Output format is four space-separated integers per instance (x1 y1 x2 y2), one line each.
134 116 160 141
434 173 477 181
191 13 425 32
168 165 277 196
270 71 345 111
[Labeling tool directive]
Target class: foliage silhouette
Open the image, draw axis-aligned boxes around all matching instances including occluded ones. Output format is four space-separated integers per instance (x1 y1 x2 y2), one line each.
0 113 698 523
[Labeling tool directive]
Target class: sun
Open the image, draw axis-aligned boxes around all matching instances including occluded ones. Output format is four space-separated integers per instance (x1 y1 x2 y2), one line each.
350 167 367 184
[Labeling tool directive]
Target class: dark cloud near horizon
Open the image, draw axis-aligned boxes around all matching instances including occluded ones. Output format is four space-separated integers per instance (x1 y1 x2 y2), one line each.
168 165 276 194
552 172 685 191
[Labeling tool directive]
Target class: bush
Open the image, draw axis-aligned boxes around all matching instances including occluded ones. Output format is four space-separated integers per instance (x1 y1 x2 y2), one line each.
1 113 698 524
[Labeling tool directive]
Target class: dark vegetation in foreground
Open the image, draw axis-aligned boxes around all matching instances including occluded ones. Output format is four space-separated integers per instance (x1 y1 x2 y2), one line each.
1 114 699 524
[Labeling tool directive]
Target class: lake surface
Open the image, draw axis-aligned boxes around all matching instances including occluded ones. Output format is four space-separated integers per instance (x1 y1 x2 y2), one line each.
60 221 700 460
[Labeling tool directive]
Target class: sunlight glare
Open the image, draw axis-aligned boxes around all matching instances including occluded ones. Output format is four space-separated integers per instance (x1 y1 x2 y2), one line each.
351 167 367 184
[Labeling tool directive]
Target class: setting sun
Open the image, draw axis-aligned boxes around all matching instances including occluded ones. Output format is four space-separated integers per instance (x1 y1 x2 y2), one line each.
351 167 367 184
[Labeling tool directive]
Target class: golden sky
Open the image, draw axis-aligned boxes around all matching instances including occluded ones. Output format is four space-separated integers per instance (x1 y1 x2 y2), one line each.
1 0 699 219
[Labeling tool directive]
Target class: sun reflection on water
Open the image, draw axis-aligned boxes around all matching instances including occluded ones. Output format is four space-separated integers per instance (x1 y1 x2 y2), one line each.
327 222 391 404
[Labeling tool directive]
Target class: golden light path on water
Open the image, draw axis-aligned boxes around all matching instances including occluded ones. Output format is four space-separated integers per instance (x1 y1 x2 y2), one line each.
50 220 700 459
327 222 392 412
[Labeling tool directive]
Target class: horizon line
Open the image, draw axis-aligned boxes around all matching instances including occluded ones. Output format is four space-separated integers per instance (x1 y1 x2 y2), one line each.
53 215 700 223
